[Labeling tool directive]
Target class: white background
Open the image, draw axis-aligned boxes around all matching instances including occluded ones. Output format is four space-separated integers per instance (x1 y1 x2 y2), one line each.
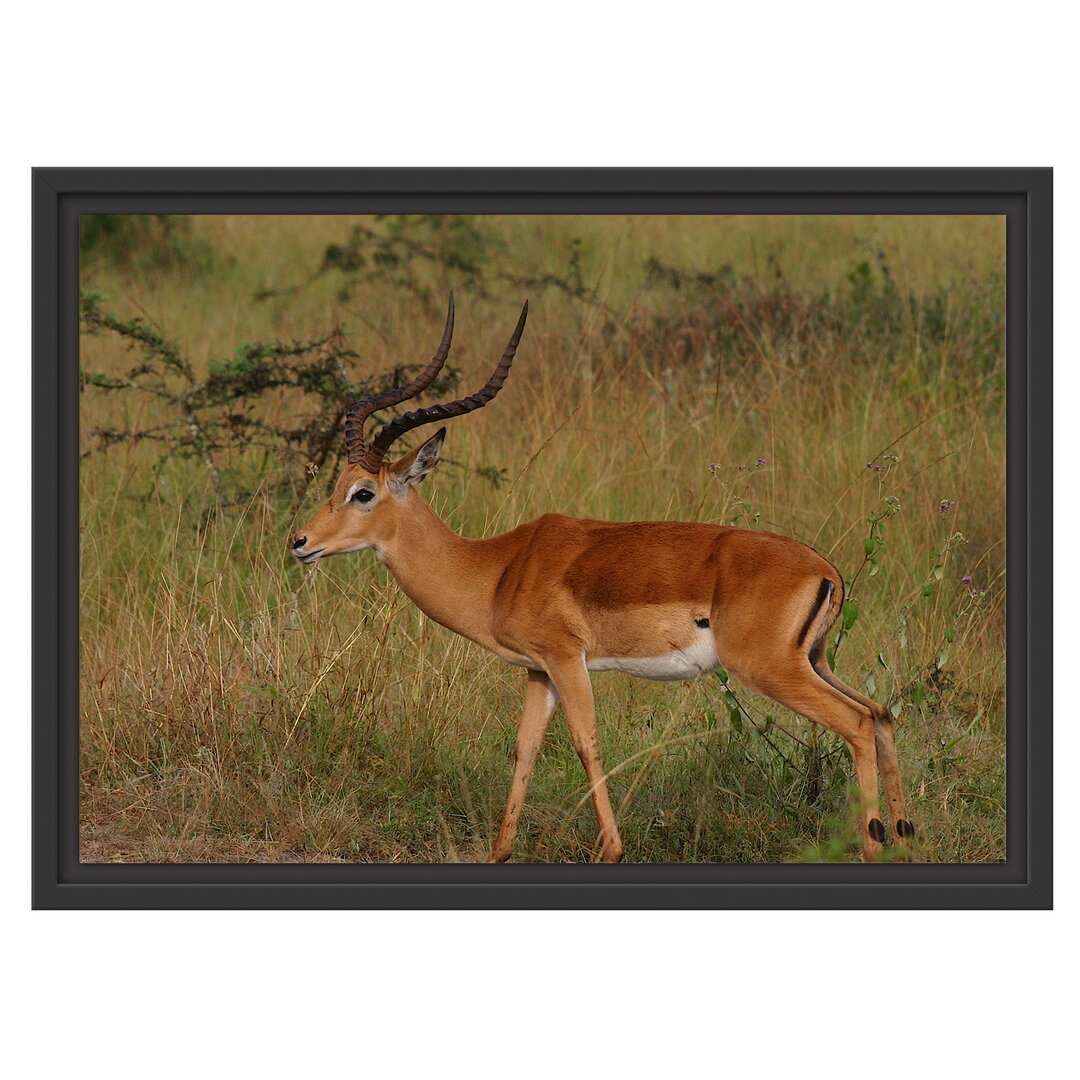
2 3 1072 1077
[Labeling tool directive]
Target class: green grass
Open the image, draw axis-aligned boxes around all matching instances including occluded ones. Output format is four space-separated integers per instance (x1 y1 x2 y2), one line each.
79 213 1005 863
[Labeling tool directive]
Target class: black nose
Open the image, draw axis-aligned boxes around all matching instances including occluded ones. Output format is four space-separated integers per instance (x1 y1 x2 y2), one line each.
292 535 307 551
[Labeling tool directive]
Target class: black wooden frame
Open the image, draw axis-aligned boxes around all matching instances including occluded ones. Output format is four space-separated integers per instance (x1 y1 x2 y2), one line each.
32 167 1052 909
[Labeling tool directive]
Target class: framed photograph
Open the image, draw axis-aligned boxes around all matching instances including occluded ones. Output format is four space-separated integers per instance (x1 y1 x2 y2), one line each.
33 168 1051 908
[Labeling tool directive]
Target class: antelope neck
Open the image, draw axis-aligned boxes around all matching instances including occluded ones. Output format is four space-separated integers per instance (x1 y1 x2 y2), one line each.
379 493 499 641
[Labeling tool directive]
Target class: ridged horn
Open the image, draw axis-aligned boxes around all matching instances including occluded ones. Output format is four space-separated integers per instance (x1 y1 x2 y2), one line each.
363 300 528 469
344 292 455 467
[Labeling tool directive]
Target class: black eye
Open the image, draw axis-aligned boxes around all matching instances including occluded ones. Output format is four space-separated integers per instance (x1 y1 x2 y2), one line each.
353 489 375 504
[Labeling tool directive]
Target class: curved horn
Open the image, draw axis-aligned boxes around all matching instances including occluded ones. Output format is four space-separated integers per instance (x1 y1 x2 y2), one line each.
344 292 455 466
364 300 528 469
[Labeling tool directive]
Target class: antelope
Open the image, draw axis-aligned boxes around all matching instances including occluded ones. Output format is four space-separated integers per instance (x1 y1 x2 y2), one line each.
292 295 914 862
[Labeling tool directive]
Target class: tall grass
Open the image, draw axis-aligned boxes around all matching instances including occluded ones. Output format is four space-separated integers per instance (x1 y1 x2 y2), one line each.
79 214 1005 863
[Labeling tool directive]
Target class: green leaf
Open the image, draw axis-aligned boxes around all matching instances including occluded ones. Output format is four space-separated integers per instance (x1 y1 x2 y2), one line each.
864 671 877 698
937 647 950 669
728 704 743 733
933 564 944 580
715 667 729 684
842 599 859 630
863 537 882 557
945 627 957 643
868 563 880 577
826 646 837 672
890 700 904 718
877 652 890 670
921 583 934 598
911 684 926 707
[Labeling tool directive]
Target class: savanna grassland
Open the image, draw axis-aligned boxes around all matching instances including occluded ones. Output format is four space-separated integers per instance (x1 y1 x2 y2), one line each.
79 213 1005 863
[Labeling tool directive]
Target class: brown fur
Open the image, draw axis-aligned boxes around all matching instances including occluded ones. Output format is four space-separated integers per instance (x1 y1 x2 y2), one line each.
294 438 911 863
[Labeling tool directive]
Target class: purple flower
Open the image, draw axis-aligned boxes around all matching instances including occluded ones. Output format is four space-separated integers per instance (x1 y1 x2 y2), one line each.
756 457 766 466
865 462 884 473
938 499 954 512
962 575 973 585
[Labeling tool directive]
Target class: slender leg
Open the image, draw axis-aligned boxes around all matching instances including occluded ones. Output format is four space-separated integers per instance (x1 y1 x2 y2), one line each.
744 660 884 861
813 658 914 852
546 654 624 863
487 669 558 863
872 712 914 853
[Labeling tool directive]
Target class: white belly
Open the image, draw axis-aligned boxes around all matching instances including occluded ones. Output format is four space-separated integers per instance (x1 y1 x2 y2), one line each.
586 635 719 682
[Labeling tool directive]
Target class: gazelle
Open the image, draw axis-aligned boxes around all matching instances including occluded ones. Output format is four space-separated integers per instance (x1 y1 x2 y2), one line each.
292 295 914 862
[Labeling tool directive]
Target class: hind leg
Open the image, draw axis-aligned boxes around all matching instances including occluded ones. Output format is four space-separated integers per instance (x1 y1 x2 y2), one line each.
739 658 886 861
810 648 914 852
872 712 915 853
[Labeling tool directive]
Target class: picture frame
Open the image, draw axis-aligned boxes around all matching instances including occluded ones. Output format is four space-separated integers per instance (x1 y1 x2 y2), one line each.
33 167 1052 909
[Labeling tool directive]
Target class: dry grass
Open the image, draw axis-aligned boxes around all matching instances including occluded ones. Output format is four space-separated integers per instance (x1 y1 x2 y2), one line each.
79 213 1005 863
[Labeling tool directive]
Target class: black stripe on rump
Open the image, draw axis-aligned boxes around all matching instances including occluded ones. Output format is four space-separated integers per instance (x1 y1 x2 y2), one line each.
796 578 833 648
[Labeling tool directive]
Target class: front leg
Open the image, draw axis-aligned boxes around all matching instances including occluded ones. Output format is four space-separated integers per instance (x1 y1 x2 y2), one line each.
487 669 558 863
545 652 624 863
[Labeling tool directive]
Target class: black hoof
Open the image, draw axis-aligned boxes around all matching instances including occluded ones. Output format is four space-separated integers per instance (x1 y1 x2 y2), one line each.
868 818 886 843
896 819 916 839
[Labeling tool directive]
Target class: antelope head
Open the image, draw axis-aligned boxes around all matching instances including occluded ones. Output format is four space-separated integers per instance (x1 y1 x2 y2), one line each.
291 294 528 564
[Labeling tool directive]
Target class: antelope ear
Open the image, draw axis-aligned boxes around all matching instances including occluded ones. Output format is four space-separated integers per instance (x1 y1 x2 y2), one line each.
387 428 446 494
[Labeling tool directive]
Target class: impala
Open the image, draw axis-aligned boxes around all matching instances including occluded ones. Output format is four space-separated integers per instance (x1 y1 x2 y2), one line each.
292 295 914 862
